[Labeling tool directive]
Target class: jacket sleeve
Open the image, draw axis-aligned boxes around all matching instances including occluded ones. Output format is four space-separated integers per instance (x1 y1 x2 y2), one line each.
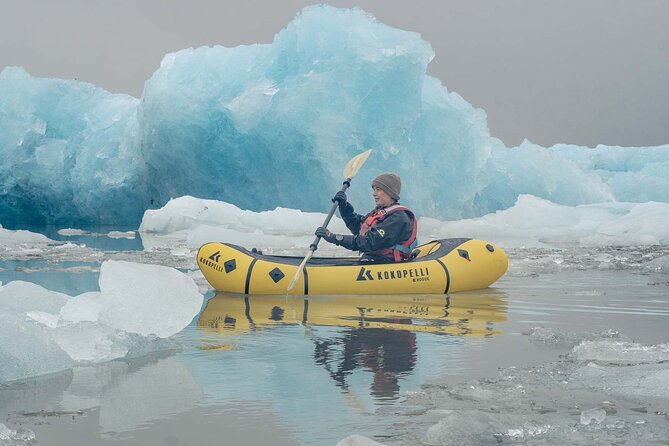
339 211 413 252
339 201 365 235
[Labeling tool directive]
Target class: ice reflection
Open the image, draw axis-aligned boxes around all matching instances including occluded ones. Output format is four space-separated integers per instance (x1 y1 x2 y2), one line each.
0 354 202 436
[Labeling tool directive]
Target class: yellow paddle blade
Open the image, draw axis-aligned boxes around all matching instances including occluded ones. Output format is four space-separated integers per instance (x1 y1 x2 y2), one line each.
287 250 313 292
342 149 372 180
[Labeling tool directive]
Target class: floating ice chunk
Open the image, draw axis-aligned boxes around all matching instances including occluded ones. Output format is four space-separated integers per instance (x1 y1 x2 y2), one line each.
141 194 669 254
644 255 669 273
97 260 203 338
53 242 85 250
0 423 36 445
0 280 70 314
421 195 669 248
336 435 387 446
0 227 54 247
580 408 607 425
169 247 191 257
525 327 628 347
57 228 89 236
425 410 554 445
0 311 74 383
140 195 347 236
0 261 202 383
572 340 669 364
139 195 348 251
52 322 134 362
569 362 669 399
106 231 135 239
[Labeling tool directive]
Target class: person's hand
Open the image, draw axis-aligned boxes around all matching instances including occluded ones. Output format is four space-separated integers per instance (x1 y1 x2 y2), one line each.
315 226 336 243
332 191 347 205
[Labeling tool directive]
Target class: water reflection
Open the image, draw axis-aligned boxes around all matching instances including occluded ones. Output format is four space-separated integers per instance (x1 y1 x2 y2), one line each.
198 291 508 400
0 291 508 445
199 292 507 336
0 353 202 435
314 328 417 400
0 260 100 295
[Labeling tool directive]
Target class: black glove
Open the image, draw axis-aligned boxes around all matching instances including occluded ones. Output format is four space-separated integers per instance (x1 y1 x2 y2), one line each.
332 191 347 205
332 190 354 216
315 226 338 244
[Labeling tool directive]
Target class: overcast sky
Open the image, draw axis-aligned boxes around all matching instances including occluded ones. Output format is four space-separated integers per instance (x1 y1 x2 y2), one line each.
2 0 668 148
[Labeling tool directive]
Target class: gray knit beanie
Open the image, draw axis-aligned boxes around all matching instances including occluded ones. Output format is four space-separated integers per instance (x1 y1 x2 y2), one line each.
372 172 401 201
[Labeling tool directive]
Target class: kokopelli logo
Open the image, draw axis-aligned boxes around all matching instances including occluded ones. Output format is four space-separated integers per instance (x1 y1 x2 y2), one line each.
208 251 221 263
356 267 374 281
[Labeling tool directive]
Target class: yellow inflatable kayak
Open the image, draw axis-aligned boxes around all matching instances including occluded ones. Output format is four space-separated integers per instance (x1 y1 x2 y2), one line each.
197 238 508 295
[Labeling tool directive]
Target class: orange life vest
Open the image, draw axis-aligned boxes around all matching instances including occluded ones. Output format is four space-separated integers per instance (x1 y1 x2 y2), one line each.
359 204 418 262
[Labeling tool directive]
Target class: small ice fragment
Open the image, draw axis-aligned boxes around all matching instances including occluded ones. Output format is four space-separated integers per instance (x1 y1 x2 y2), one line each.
336 435 387 446
97 260 203 338
57 228 89 236
580 408 606 425
0 423 36 443
107 231 136 239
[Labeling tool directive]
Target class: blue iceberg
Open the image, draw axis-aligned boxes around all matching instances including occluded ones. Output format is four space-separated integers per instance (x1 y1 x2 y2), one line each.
1 5 667 227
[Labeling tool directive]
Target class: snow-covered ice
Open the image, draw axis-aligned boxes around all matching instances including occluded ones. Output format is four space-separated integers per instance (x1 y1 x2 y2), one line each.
138 195 669 253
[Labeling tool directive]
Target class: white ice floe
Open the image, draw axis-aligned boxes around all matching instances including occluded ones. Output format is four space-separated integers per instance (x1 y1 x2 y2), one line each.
139 195 348 253
569 362 669 399
580 407 607 425
0 226 55 247
572 340 669 364
0 260 203 383
96 260 203 338
336 435 388 446
107 230 136 239
525 327 629 347
138 195 669 252
421 195 669 248
0 423 35 445
57 228 90 236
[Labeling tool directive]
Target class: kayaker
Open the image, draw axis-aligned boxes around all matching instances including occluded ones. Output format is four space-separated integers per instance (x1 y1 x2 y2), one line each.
315 172 418 263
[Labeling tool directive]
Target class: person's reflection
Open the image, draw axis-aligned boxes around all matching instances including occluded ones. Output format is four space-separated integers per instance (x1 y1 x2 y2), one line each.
314 328 416 400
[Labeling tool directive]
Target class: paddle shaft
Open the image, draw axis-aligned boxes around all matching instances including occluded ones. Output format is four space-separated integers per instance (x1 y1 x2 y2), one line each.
310 179 350 251
287 148 372 292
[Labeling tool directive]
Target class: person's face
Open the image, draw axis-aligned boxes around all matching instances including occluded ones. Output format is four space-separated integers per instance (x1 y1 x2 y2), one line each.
372 186 394 208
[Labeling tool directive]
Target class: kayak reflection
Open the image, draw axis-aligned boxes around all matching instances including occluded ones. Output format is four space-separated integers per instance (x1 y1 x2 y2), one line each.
198 291 507 336
198 291 507 400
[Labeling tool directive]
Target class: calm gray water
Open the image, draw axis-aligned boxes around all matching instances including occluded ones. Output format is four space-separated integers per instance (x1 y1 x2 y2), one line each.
1 236 668 445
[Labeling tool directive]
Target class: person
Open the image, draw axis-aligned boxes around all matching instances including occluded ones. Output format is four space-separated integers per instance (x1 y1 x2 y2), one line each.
315 172 418 263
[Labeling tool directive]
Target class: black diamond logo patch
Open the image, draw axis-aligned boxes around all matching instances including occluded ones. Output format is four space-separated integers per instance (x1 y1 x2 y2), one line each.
458 249 471 261
224 259 236 273
269 267 285 283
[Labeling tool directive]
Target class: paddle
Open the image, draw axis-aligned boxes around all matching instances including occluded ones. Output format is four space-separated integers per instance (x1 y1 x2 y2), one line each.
286 149 373 292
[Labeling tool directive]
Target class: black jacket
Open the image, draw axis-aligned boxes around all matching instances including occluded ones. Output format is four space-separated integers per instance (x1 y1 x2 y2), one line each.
337 200 414 256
